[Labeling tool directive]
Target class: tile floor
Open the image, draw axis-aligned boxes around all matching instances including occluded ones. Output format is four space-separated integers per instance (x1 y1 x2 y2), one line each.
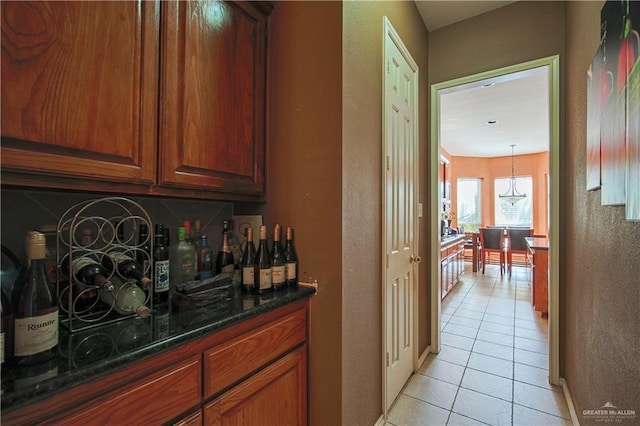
386 263 573 426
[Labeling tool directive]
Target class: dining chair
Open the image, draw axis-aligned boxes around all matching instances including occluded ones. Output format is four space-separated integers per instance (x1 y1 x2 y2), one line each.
479 228 505 275
506 228 534 276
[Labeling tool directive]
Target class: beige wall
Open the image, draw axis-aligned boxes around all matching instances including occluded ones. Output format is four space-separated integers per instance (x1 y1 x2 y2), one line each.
266 2 343 425
343 1 429 424
565 2 640 422
449 152 549 235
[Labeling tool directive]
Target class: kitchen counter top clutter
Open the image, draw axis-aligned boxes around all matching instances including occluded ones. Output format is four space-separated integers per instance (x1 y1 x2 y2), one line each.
1 284 315 414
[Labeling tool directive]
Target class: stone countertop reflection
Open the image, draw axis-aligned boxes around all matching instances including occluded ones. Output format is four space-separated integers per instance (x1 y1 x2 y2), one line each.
1 285 316 413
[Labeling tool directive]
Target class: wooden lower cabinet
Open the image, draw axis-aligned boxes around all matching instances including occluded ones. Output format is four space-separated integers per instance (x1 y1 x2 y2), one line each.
59 356 201 425
1 301 309 426
204 346 307 426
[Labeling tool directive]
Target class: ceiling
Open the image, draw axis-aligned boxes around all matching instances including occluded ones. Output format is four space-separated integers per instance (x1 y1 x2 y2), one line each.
415 1 550 158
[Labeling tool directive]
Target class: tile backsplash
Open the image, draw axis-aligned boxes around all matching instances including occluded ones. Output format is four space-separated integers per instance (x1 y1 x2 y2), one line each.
1 188 241 265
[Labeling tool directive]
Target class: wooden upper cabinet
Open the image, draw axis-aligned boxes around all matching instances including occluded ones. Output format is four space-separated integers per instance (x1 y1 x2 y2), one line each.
1 1 159 185
159 1 271 197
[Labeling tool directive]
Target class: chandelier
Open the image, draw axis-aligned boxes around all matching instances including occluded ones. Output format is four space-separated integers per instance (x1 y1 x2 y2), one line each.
499 144 527 205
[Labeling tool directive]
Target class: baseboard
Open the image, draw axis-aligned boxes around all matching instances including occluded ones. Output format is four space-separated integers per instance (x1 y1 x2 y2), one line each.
560 378 580 425
417 345 430 369
374 414 385 426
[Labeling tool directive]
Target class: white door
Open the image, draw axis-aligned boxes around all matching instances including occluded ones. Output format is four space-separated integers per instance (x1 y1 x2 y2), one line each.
383 17 418 412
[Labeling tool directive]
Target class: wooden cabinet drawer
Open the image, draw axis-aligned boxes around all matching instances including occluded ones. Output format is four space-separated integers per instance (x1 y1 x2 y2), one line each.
58 355 201 425
203 308 306 399
203 345 307 426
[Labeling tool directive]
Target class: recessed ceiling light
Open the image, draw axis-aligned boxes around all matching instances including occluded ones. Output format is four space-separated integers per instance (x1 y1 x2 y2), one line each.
487 120 498 125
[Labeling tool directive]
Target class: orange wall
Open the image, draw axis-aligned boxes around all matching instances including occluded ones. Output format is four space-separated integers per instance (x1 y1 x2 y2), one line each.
447 152 549 235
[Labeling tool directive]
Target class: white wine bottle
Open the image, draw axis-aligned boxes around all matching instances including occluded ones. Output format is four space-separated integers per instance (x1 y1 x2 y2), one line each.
12 231 59 366
100 278 150 318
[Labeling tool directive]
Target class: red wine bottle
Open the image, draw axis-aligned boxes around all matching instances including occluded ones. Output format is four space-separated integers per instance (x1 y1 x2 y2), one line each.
254 226 272 294
102 249 151 288
12 231 59 366
284 227 299 287
271 225 286 290
153 224 170 304
65 253 114 292
241 227 256 294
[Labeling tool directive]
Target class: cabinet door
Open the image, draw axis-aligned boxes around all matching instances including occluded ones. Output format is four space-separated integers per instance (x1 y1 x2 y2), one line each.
1 1 159 186
159 1 272 197
204 345 307 426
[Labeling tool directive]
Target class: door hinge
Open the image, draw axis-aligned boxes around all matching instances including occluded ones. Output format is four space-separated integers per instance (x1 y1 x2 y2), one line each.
386 254 389 268
386 155 390 171
386 352 390 366
387 61 389 74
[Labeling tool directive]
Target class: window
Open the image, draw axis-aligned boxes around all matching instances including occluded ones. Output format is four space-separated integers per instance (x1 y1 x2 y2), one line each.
494 177 533 227
456 178 481 232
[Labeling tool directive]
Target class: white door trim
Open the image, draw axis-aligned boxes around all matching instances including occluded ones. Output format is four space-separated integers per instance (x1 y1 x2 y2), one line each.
381 15 420 416
429 55 561 385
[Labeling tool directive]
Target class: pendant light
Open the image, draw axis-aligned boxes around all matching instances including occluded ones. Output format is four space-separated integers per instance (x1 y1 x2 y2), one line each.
499 144 527 205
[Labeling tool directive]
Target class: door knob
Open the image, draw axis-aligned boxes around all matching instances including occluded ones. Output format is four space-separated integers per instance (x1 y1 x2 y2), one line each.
410 255 422 264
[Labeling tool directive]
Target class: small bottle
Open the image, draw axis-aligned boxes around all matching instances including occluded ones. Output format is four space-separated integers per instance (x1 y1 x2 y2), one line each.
271 225 286 290
102 248 151 288
193 219 202 249
100 277 150 318
183 220 193 246
153 224 170 304
12 231 59 365
284 227 299 287
215 233 234 275
137 223 151 277
197 235 214 280
254 226 272 293
241 227 256 294
171 226 196 287
67 254 114 291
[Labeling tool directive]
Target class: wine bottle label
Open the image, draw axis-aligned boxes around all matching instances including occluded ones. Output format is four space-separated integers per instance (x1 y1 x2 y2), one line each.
285 262 297 280
272 265 285 285
242 266 254 285
154 260 170 293
14 310 59 357
259 268 272 290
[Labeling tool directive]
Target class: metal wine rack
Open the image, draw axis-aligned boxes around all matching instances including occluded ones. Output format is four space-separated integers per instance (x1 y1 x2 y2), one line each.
56 197 153 332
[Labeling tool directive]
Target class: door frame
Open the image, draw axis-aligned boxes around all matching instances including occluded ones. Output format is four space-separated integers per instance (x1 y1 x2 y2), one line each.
381 16 420 416
429 55 561 385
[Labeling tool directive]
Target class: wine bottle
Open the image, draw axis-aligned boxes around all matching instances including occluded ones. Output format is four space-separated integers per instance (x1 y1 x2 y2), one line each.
137 223 151 276
226 220 241 286
241 227 256 294
271 225 286 290
100 277 150 318
170 226 196 288
102 248 151 288
284 227 299 287
215 232 234 275
197 235 214 280
12 231 59 366
254 226 272 294
153 224 170 304
66 254 114 292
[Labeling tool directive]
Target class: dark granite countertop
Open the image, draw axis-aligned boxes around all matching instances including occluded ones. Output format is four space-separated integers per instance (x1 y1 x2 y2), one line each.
1 284 316 414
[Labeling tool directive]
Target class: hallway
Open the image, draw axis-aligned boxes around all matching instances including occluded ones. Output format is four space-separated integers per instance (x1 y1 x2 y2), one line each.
386 264 572 425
